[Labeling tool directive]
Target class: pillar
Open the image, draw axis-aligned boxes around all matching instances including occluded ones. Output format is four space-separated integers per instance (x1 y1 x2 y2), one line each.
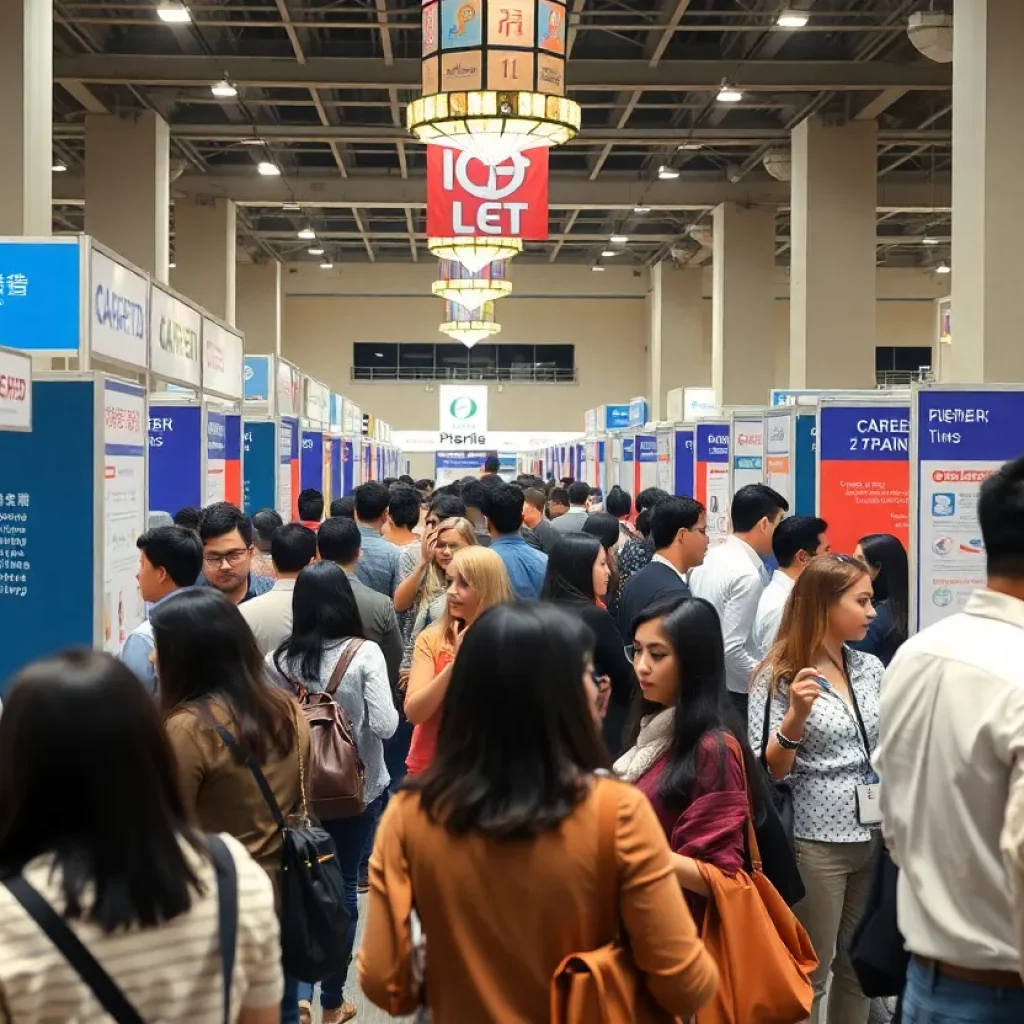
171 197 237 323
646 262 665 421
85 112 170 281
789 116 877 389
712 203 776 407
236 261 282 355
0 0 52 235
950 0 1024 382
647 264 710 417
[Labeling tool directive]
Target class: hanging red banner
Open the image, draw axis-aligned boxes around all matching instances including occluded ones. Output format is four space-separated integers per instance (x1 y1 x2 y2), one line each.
426 146 549 239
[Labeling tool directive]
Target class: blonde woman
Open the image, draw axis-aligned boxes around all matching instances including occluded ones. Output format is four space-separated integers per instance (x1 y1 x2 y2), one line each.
405 547 514 776
749 555 883 1024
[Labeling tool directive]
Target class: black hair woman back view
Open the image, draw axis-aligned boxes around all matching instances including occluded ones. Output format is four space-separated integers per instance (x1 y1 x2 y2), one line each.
0 650 283 1023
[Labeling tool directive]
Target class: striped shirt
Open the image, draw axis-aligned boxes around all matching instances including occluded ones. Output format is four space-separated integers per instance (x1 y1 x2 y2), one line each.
0 833 283 1023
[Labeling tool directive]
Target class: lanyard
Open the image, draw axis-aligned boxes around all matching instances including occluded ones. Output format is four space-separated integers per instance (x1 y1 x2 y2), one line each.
821 649 873 770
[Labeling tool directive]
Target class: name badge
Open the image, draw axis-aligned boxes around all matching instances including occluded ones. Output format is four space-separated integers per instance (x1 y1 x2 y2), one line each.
856 783 882 827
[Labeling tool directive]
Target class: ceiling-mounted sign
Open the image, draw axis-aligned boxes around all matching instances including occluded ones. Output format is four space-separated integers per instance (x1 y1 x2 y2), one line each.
150 285 201 387
202 317 244 400
439 383 488 441
90 250 148 370
427 147 549 239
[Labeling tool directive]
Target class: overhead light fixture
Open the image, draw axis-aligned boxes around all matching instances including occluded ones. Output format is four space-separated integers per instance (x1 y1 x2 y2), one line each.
319 261 334 270
935 260 951 274
601 249 619 257
633 206 651 215
609 235 629 244
439 300 501 348
432 258 512 312
169 262 177 269
298 227 316 240
678 142 704 151
591 266 606 272
922 236 940 245
256 161 280 176
658 165 680 180
52 161 67 173
308 247 325 256
427 237 522 274
211 80 238 98
282 202 301 211
776 9 810 28
717 85 743 103
156 3 191 22
240 138 264 147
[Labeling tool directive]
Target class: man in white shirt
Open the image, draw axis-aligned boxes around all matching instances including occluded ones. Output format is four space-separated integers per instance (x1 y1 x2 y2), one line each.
753 515 830 656
240 523 317 655
876 455 1024 1020
550 481 592 535
690 483 788 718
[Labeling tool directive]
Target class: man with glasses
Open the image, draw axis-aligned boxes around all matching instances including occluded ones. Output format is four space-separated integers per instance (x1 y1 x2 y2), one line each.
197 502 275 605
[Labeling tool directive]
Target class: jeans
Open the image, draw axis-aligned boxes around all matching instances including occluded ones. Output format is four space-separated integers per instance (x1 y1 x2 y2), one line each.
281 972 299 1024
384 714 413 793
902 956 1024 1023
297 795 386 1011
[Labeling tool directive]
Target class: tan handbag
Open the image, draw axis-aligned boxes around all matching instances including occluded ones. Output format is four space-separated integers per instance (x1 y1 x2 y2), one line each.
550 780 679 1024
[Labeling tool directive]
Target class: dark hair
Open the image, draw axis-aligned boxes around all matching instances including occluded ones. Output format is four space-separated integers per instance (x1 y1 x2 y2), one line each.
382 477 399 490
198 502 253 547
483 482 525 535
0 651 206 932
398 475 416 487
330 496 355 519
773 516 828 568
730 484 789 533
483 454 501 474
271 522 317 574
460 478 489 512
549 487 569 506
606 485 632 518
355 481 391 522
636 487 670 514
523 487 546 513
979 455 1024 579
252 508 283 548
172 506 202 532
542 533 602 603
429 493 467 521
415 478 434 491
858 533 909 645
405 603 609 839
152 589 294 764
650 496 704 549
627 598 769 814
583 512 620 551
560 477 574 489
274 562 365 683
388 486 421 530
297 488 324 522
318 515 362 565
567 481 591 506
137 526 202 588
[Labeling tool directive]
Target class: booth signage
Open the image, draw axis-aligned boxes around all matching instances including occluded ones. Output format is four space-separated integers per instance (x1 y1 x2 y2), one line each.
0 239 81 353
764 411 793 506
150 286 201 387
426 147 549 239
277 360 301 419
674 429 695 499
202 319 244 400
0 346 32 432
330 394 344 434
303 377 330 426
794 413 817 516
206 411 227 504
301 429 326 494
605 405 631 430
439 384 488 439
818 404 909 556
732 417 765 490
913 388 1024 631
224 415 242 506
683 387 717 420
279 417 299 520
243 421 276 516
244 355 270 401
695 423 730 548
627 398 648 429
90 250 148 368
148 406 203 513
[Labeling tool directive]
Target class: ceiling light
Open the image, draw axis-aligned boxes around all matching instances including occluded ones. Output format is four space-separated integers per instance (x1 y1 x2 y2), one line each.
427 237 522 274
256 161 280 176
157 3 191 22
922 236 940 245
678 142 704 151
169 262 177 269
439 300 501 348
308 247 324 256
610 235 629 244
658 165 680 180
240 138 264 146
717 86 743 103
633 206 651 215
211 80 238 98
432 259 512 312
935 260 951 274
776 9 810 28
319 261 334 270
591 266 606 272
601 249 619 257
298 227 316 240
52 161 67 173
282 202 301 211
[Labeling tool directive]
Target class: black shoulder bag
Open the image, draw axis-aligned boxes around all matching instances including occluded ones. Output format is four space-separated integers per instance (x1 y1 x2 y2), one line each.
215 704 351 984
2 834 238 1024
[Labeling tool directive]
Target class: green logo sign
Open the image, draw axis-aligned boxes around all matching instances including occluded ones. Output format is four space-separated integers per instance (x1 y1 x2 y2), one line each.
449 396 478 420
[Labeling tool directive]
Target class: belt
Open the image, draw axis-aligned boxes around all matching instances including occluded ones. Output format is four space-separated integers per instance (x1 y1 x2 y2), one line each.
915 956 1024 990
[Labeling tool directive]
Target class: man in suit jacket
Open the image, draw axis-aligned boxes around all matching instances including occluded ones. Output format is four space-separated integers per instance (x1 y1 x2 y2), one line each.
618 496 709 638
521 486 559 554
317 516 403 697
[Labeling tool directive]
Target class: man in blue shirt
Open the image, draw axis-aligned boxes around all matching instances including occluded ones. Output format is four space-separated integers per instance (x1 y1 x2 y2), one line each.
119 525 203 692
484 483 548 599
353 481 401 597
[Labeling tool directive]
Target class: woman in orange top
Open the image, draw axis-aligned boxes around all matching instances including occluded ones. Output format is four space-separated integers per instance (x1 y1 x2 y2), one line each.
359 603 719 1023
404 546 513 775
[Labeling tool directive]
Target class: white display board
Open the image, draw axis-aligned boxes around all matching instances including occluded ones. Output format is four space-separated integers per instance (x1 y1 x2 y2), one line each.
202 317 244 400
683 387 718 420
150 286 202 387
303 376 330 426
731 413 765 491
764 409 793 506
277 359 301 418
0 346 31 431
90 249 149 369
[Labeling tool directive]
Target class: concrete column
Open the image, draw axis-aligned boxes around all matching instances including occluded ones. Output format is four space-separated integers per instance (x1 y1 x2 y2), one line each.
170 198 237 323
789 116 877 389
236 261 282 355
85 112 170 281
0 0 52 235
950 0 1024 382
646 262 665 421
712 203 776 407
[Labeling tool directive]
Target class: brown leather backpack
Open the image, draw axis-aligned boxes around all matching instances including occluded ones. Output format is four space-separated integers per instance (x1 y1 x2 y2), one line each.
287 639 366 820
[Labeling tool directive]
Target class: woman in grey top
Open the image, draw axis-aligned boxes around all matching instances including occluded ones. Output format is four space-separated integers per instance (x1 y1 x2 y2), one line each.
749 554 884 1024
266 561 397 1024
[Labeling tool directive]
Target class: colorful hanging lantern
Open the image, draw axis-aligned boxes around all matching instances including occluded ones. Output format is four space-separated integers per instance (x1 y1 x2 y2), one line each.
431 258 511 312
427 236 523 273
439 299 501 348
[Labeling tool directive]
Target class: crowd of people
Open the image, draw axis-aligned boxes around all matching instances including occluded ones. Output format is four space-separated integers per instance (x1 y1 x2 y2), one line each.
0 454 1023 1024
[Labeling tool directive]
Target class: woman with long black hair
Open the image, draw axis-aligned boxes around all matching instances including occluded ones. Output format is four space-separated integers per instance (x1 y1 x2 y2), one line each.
615 596 762 923
0 650 283 1023
852 533 908 667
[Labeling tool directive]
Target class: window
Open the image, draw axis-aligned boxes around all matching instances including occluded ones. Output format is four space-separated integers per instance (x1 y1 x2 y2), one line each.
435 344 470 373
350 344 576 381
353 343 397 380
398 343 434 373
469 344 497 374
